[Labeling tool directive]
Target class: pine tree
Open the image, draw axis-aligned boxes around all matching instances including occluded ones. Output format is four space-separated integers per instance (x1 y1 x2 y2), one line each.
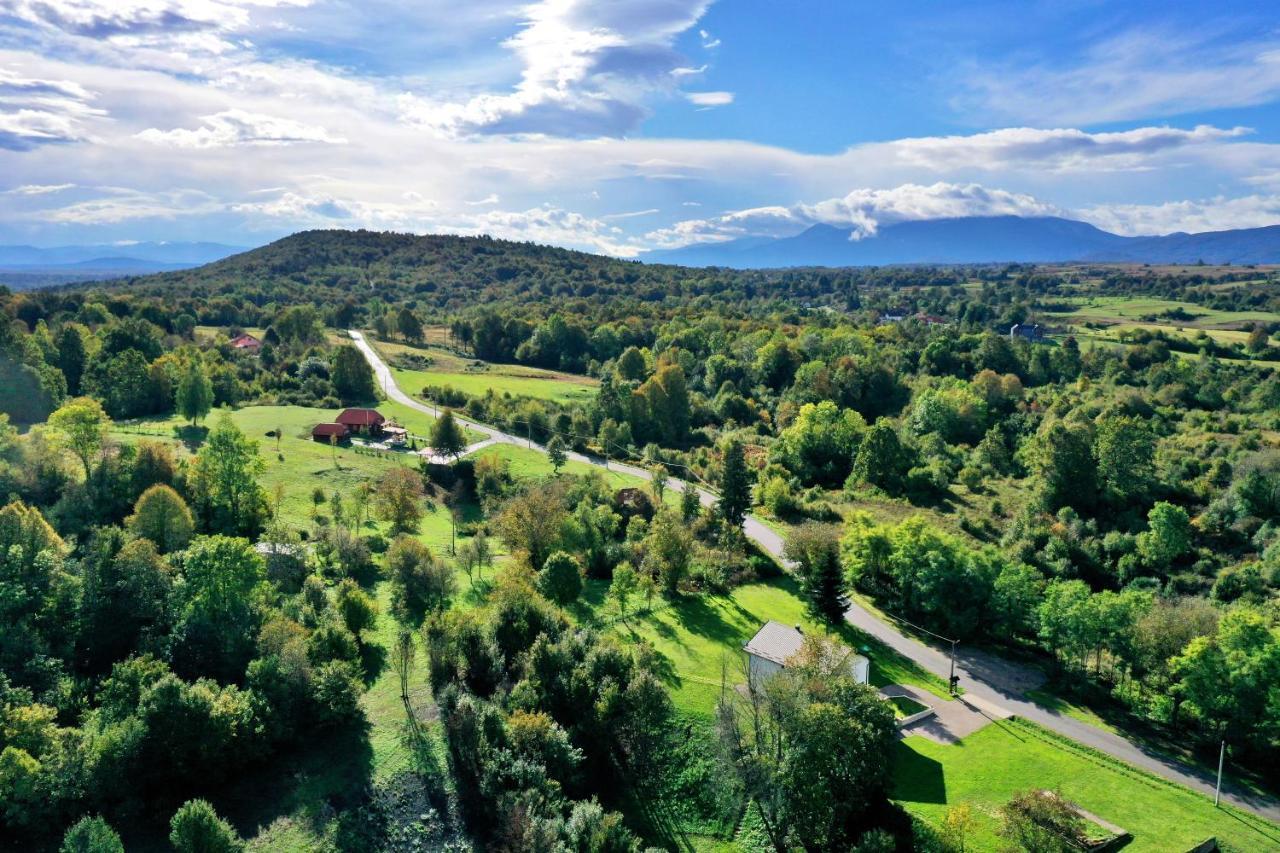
176 358 214 425
804 546 849 624
718 438 752 528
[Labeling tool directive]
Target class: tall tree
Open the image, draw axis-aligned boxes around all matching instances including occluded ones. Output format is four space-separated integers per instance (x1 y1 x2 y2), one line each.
126 484 195 553
176 358 214 425
430 409 467 460
546 435 567 474
331 344 376 403
718 438 752 529
48 396 110 478
374 466 425 533
186 417 268 537
396 307 424 343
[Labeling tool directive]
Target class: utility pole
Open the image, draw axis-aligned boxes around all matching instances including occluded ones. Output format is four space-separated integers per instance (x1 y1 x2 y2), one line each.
949 638 958 695
1215 739 1226 807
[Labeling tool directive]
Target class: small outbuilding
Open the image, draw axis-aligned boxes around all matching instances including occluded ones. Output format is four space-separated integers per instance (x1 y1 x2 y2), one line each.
337 408 386 436
743 620 870 685
230 333 262 351
312 423 350 443
1010 323 1044 342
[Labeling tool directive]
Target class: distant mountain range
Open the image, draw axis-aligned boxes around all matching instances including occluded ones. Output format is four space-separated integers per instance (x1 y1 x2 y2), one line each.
0 241 247 276
641 216 1280 268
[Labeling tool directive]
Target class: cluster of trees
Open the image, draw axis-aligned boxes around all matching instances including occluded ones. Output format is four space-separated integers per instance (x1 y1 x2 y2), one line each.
0 400 386 845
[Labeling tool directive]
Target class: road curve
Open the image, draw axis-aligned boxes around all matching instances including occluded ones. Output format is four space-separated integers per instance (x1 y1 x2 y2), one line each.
349 330 1280 823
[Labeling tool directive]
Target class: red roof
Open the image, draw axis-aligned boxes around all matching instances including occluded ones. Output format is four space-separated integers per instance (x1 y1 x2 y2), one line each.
312 423 349 438
231 333 261 348
337 408 385 427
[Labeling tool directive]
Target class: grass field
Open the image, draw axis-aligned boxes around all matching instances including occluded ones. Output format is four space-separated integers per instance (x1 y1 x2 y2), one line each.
371 336 598 404
895 717 1280 852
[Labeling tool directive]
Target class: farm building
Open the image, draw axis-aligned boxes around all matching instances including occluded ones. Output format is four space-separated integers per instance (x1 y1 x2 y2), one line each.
311 422 350 443
336 408 386 436
1010 323 1044 342
230 333 262 351
743 621 869 685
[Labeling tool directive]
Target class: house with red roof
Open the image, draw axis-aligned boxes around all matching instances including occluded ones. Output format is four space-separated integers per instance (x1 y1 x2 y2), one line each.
230 333 262 351
311 422 350 443
336 408 386 436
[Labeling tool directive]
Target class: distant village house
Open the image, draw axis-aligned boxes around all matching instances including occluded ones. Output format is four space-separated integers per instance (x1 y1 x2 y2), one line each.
311 422 349 443
1010 323 1044 342
230 333 262 351
743 620 870 685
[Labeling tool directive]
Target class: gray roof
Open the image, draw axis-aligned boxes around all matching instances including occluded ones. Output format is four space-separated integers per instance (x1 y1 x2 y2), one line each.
743 620 808 666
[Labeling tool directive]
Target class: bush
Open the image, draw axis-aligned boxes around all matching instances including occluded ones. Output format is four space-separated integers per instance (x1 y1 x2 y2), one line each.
60 816 124 853
169 799 244 853
313 660 363 726
538 551 584 604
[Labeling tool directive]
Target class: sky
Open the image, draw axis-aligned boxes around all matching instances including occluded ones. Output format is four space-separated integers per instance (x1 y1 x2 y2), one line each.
2 0 1280 255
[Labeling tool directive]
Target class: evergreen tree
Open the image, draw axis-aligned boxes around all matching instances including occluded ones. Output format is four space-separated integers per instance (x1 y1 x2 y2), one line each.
331 344 376 403
176 358 214 425
718 438 752 528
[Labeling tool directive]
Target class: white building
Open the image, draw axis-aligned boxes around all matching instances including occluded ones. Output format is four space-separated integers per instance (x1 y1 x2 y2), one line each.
743 620 870 685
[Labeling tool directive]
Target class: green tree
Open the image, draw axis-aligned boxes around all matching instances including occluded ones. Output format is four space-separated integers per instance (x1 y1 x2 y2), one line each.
850 418 910 493
680 479 701 522
127 483 195 553
609 564 638 620
331 344 376 403
429 409 466 461
334 578 378 640
1094 415 1155 505
385 536 455 623
1026 420 1096 512
785 524 847 623
169 799 244 853
374 466 425 533
396 307 424 343
1136 501 1192 575
48 396 110 478
171 535 266 681
774 401 866 487
495 488 566 569
546 435 567 474
538 551 583 604
53 324 88 397
718 438 752 529
176 358 214 425
186 417 268 537
60 815 124 853
643 509 693 595
615 346 646 381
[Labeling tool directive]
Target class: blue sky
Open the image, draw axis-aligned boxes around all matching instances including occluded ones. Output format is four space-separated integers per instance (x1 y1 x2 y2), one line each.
1 0 1280 254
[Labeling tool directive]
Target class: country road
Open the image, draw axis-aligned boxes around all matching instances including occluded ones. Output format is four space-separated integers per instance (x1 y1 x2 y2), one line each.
349 329 1280 823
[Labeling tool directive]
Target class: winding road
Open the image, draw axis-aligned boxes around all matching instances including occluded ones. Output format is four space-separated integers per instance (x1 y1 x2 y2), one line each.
350 329 1280 823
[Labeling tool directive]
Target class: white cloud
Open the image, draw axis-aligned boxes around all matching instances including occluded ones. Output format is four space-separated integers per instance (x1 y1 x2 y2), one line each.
1078 194 1280 236
955 29 1280 126
38 186 222 223
699 29 720 49
0 67 103 149
602 207 658 220
5 182 75 194
400 0 715 137
685 90 732 107
135 108 345 147
3 0 313 38
647 182 1063 247
888 125 1249 172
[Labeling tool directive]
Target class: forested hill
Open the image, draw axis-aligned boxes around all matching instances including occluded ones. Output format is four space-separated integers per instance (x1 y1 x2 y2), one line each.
67 228 980 313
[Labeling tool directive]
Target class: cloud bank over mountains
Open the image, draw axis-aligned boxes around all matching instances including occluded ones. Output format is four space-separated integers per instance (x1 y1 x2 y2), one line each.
1 1 1279 254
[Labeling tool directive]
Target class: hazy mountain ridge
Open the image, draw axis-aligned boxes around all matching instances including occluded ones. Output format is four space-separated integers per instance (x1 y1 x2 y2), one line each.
642 216 1280 268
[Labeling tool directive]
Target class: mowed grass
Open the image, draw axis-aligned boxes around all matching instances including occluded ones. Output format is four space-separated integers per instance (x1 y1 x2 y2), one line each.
372 336 598 404
895 717 1280 852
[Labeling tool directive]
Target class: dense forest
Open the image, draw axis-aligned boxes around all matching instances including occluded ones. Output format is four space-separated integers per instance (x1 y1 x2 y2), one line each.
2 230 1280 851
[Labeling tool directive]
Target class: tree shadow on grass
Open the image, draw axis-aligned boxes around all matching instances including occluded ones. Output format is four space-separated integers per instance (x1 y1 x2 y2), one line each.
173 423 209 451
669 595 746 647
890 741 947 805
360 641 389 687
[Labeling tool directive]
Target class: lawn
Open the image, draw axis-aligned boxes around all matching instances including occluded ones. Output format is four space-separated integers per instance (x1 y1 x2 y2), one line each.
372 336 598 404
895 716 1280 852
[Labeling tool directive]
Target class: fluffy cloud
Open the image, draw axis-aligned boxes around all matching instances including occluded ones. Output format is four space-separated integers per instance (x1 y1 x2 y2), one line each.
888 125 1249 172
136 109 345 148
400 0 715 137
1078 194 1280 236
0 67 102 149
2 0 312 38
647 182 1062 247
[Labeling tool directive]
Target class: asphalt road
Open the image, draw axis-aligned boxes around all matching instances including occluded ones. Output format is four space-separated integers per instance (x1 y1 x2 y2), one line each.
349 329 1280 823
